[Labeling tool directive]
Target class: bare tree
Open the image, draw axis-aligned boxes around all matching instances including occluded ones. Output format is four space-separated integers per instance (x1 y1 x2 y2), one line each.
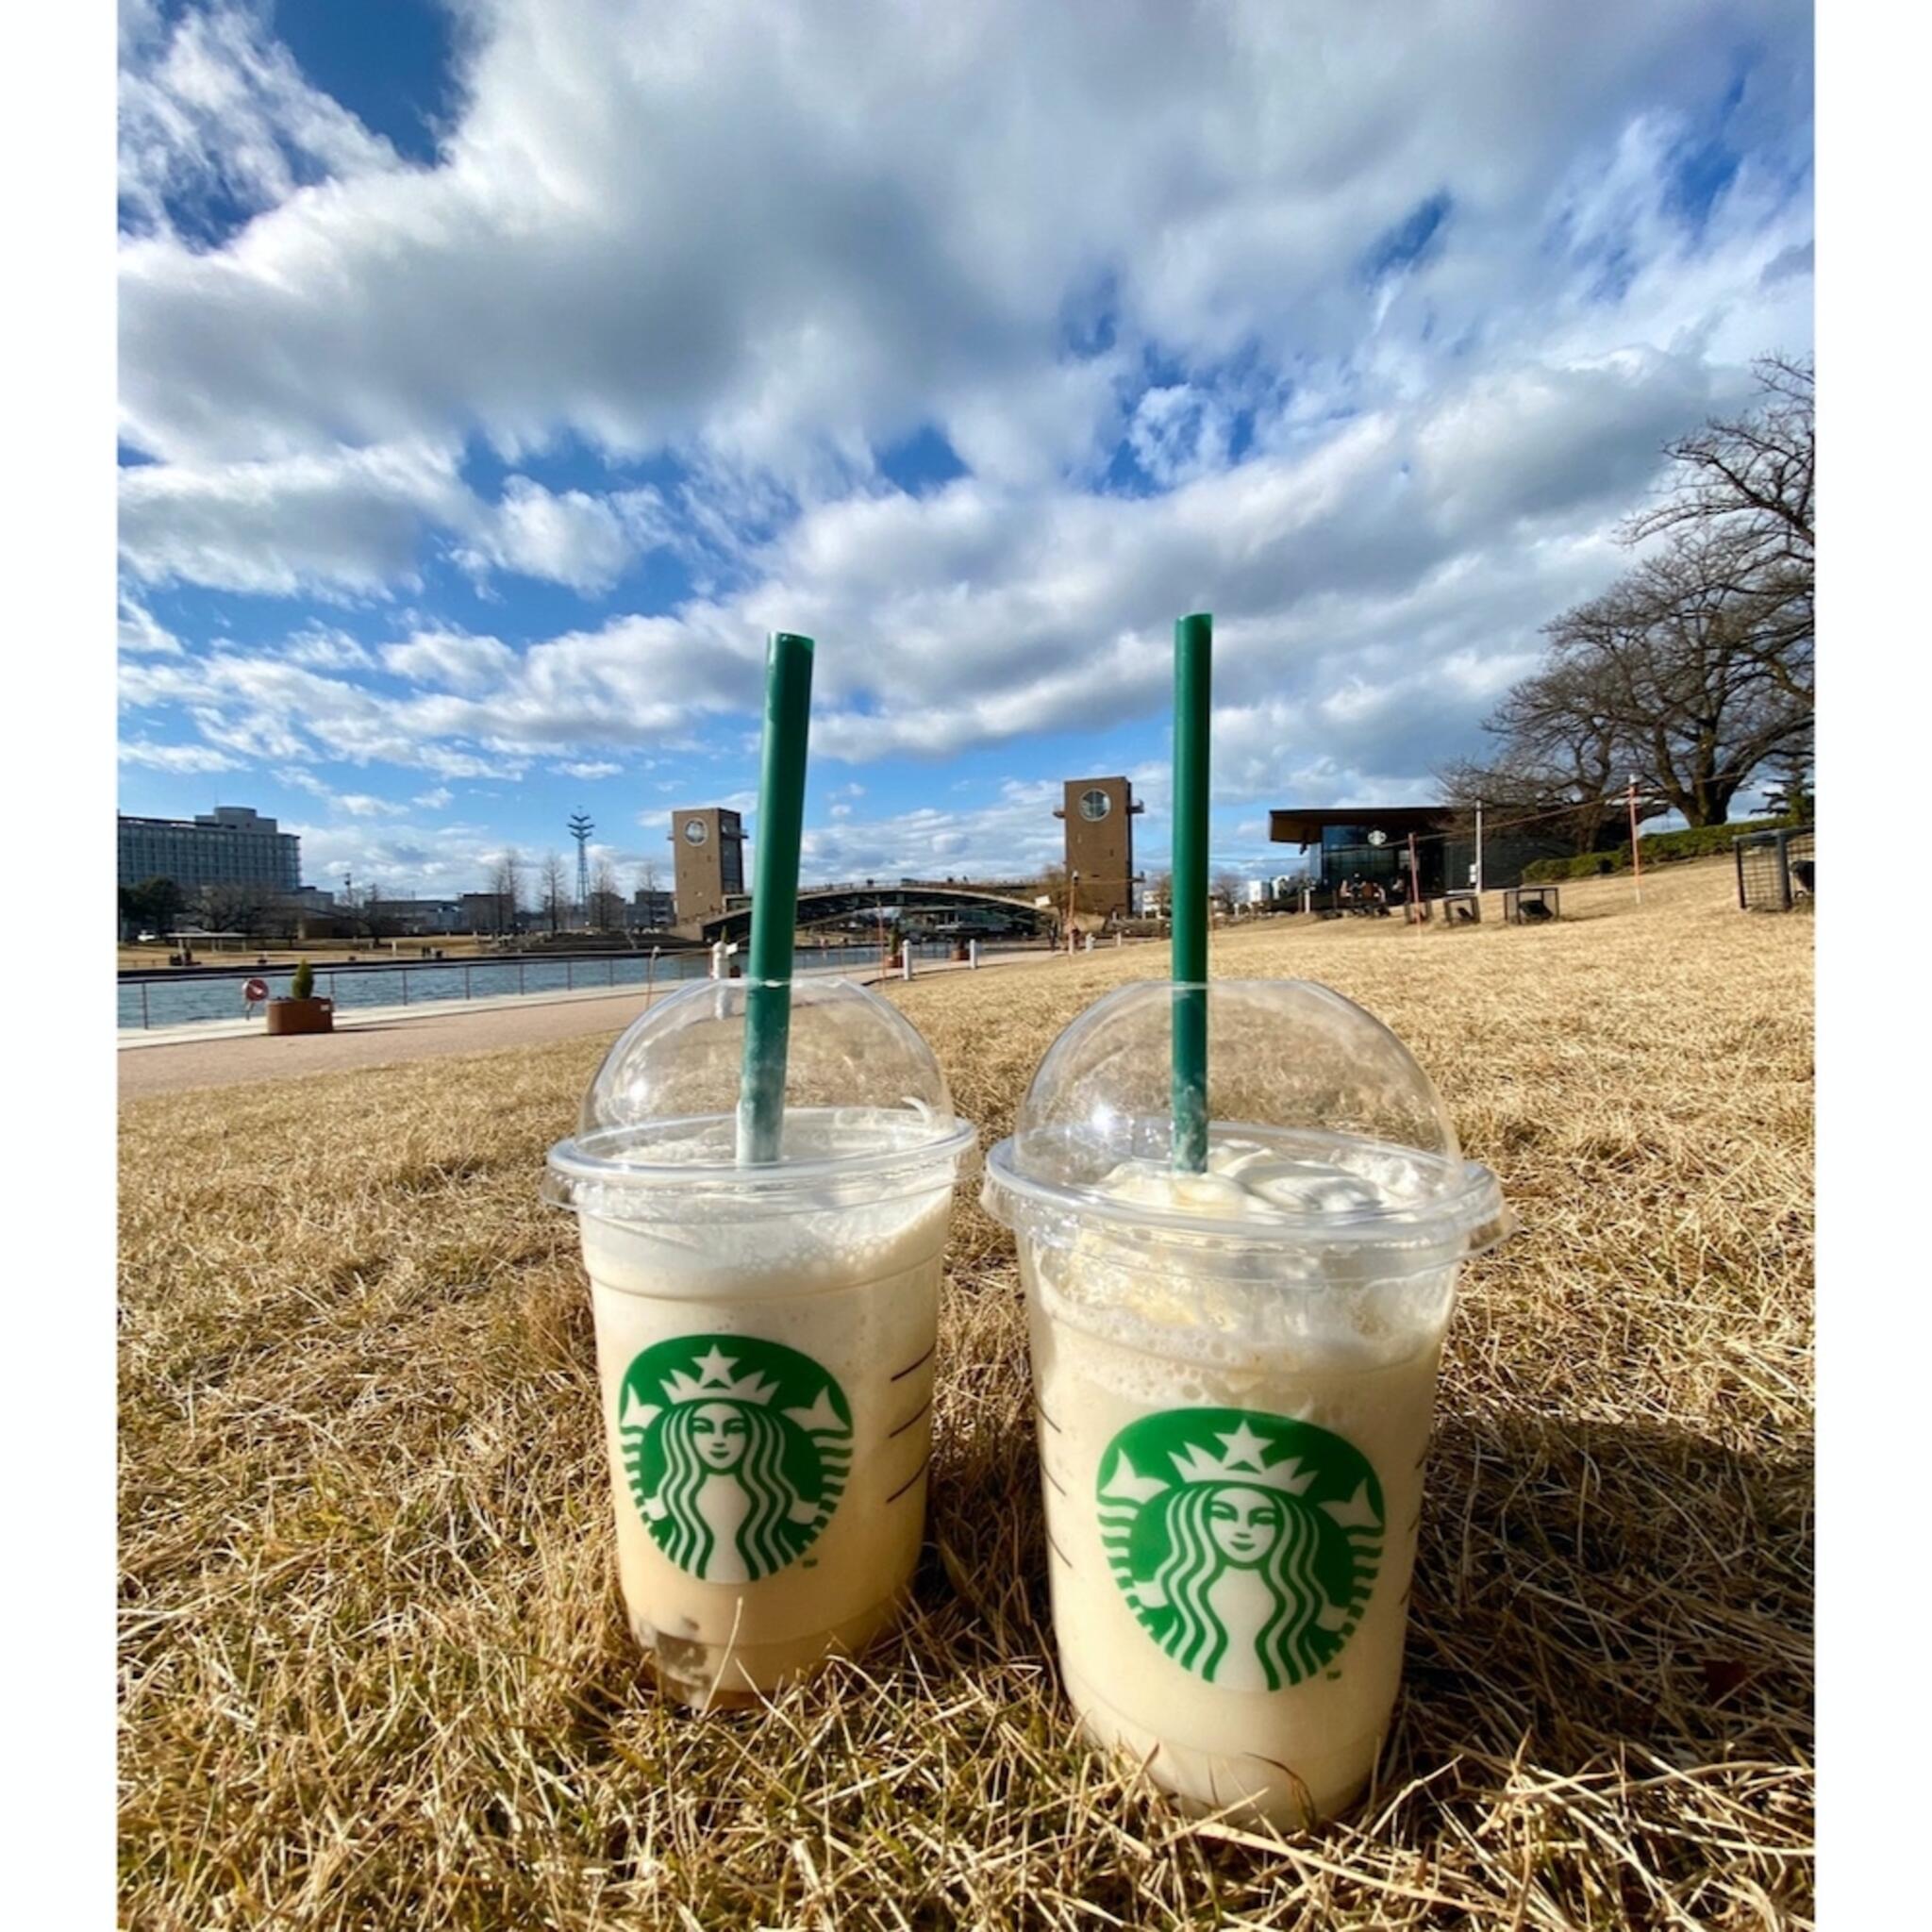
127 875 187 936
1210 869 1246 911
195 882 277 945
1436 715 1637 856
1516 531 1810 826
1624 356 1813 712
487 850 523 938
538 851 570 935
1626 355 1813 567
589 858 624 931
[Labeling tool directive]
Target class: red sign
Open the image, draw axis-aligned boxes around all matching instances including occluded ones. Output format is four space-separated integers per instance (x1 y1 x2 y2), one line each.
243 977 270 1005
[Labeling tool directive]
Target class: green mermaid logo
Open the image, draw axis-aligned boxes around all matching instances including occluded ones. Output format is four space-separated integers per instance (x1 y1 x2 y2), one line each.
1097 1408 1385 1689
619 1335 853 1581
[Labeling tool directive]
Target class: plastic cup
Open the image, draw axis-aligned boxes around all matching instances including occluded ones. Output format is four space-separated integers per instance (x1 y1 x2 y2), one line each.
545 977 975 1706
983 980 1508 1826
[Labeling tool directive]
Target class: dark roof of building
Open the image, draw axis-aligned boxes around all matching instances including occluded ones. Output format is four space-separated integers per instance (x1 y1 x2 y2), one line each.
1268 805 1457 845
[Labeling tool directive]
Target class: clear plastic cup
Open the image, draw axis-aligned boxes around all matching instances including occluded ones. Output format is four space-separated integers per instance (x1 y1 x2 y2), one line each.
544 977 975 1707
982 980 1509 1825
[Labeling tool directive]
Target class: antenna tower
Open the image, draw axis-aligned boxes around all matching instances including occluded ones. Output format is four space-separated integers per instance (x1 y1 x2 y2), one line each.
568 813 594 924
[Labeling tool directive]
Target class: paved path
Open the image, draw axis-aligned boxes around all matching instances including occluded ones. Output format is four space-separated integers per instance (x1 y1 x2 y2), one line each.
116 951 1051 1103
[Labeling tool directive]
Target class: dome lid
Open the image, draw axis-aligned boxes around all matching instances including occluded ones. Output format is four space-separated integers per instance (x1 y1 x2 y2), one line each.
545 975 974 1218
982 979 1507 1274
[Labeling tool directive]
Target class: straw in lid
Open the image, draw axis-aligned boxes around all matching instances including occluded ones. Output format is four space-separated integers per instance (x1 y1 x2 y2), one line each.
545 976 975 1220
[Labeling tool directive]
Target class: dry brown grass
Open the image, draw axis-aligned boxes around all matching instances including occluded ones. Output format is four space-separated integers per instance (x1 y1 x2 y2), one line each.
119 858 1813 1929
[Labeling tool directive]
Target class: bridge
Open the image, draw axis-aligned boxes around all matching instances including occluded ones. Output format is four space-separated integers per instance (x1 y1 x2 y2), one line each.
687 882 1052 944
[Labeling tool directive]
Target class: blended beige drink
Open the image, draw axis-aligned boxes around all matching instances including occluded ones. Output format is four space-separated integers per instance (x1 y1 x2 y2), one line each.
548 978 974 1706
985 982 1507 1826
580 1185 948 1702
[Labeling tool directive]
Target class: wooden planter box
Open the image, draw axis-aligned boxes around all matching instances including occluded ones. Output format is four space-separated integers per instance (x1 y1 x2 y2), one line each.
265 995 334 1036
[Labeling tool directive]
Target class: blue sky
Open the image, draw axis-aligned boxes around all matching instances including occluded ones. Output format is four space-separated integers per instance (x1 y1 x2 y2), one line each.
117 0 1814 901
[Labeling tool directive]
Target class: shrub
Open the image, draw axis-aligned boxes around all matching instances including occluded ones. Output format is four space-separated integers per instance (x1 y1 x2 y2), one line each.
290 958 315 1001
1520 818 1787 884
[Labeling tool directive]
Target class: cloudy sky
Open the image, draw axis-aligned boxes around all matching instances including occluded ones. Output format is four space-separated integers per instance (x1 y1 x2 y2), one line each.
116 0 1813 900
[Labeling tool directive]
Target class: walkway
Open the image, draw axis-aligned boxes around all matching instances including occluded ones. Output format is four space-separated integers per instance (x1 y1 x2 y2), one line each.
116 950 1052 1102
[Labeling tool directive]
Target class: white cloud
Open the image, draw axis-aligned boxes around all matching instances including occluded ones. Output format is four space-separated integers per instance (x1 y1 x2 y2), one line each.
118 448 675 599
108 345 1768 806
556 759 622 780
119 739 244 773
118 440 469 595
380 628 518 694
282 625 375 670
118 0 401 241
119 0 1810 475
799 781 1068 884
119 591 183 656
1127 385 1232 487
115 0 1812 815
457 479 670 593
411 786 454 810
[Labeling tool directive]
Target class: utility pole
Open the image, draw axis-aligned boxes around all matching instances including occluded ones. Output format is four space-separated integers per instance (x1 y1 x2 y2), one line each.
568 813 593 927
1066 868 1079 955
1473 799 1484 897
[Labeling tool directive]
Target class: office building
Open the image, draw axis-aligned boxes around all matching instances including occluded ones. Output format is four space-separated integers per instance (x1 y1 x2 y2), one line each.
631 886 676 929
117 806 301 895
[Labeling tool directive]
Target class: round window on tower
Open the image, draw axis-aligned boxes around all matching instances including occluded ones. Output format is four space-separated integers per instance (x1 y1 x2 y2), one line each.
682 818 709 846
1078 788 1112 823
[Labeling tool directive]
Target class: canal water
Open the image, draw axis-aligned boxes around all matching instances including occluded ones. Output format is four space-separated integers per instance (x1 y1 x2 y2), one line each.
119 941 997 1031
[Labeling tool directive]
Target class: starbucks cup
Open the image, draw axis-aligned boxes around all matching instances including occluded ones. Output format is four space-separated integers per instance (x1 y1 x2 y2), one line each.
544 977 975 1707
983 980 1508 1826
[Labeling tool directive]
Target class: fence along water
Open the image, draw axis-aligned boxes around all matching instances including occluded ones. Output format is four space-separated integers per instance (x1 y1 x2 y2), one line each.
118 940 1023 1031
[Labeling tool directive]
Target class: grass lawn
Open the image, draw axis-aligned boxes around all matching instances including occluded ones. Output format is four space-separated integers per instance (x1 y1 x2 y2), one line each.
119 859 1813 1928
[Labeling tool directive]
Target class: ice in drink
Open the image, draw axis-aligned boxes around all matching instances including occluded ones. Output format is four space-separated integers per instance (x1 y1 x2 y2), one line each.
547 977 974 1705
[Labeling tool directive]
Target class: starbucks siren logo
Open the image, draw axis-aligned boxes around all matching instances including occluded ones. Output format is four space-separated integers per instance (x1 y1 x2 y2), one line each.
1097 1407 1385 1689
619 1335 853 1582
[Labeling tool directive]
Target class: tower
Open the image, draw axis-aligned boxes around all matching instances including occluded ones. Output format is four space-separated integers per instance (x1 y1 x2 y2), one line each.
568 813 593 924
671 808 746 924
1055 776 1143 922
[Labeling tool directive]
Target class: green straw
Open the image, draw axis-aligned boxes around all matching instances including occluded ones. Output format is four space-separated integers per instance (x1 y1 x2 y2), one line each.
736 631 816 1166
1171 612 1211 1174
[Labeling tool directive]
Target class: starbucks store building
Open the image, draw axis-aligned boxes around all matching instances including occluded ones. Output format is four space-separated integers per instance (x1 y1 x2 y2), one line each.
1268 807 1458 898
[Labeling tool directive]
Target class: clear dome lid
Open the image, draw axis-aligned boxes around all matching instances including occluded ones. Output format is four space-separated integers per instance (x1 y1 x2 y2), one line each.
982 980 1508 1274
544 976 975 1219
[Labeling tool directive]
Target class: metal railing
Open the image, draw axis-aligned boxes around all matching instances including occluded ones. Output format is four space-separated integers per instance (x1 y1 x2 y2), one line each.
120 938 1049 1031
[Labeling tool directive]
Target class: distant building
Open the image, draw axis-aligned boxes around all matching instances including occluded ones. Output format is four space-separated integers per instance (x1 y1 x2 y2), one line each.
117 806 300 895
671 808 745 924
460 890 518 936
630 886 675 929
1268 806 1587 896
364 897 467 934
1054 776 1144 922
